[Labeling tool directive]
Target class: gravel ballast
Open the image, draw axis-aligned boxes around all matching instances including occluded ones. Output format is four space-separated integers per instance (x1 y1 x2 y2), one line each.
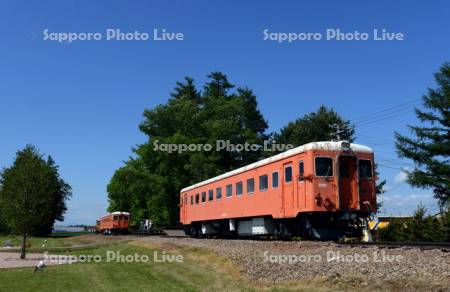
139 237 450 288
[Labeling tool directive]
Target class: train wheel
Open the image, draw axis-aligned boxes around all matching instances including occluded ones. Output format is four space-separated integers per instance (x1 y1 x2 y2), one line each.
190 226 199 238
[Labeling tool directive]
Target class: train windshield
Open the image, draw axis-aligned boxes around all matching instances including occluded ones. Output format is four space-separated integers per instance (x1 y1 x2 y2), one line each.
315 157 333 176
359 160 373 179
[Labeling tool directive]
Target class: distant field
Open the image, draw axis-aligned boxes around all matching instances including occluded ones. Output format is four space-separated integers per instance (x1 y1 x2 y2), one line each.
49 231 91 238
0 234 127 251
0 235 69 249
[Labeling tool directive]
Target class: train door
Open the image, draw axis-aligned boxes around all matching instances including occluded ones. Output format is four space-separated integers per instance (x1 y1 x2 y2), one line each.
282 163 295 216
184 194 188 222
297 160 306 208
338 156 358 210
358 159 376 212
181 194 187 223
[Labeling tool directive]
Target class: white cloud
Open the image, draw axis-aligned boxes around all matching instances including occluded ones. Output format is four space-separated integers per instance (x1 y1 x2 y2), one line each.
378 191 438 216
394 168 409 184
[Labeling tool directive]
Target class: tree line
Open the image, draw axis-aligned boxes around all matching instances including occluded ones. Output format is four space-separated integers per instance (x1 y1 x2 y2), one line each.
108 63 448 228
379 204 450 242
107 73 382 227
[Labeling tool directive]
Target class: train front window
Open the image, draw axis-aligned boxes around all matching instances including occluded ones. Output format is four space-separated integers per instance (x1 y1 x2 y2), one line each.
359 160 373 179
315 157 333 177
113 216 118 221
339 160 350 178
298 161 304 181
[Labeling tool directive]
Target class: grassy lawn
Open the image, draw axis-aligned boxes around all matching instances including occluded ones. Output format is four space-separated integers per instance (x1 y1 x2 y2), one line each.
0 240 263 292
0 235 348 291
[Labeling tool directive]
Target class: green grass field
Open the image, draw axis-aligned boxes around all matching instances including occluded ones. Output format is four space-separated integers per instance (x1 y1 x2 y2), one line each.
1 235 303 292
0 242 257 291
0 234 346 291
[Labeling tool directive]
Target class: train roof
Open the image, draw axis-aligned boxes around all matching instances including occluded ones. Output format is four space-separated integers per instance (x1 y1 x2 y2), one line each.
180 141 373 193
100 211 130 219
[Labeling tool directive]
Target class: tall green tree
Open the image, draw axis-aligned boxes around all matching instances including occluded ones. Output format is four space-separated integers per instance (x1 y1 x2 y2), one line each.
395 62 450 208
274 105 355 146
32 156 72 236
0 145 71 258
0 213 9 234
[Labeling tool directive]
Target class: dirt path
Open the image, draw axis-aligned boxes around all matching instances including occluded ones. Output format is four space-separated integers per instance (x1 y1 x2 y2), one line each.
0 252 73 269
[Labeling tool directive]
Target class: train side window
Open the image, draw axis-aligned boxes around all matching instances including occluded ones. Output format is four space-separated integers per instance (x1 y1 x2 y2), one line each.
259 175 268 191
195 193 199 204
208 189 214 201
236 181 243 196
190 195 193 205
226 184 233 197
272 172 279 188
359 160 373 179
184 196 187 205
285 166 292 182
315 157 333 177
216 187 222 200
201 192 206 202
299 161 304 181
247 178 255 194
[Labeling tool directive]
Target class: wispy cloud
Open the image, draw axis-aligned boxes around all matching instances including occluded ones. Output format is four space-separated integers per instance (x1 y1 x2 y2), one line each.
378 191 438 216
394 168 408 184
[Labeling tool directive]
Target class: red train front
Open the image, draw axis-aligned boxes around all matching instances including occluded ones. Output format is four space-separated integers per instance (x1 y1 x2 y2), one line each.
179 141 376 239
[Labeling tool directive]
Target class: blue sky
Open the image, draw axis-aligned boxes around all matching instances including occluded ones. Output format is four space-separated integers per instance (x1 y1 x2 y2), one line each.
0 1 449 225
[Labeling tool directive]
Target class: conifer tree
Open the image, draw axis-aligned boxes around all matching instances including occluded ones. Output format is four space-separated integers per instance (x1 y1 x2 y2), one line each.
395 63 450 208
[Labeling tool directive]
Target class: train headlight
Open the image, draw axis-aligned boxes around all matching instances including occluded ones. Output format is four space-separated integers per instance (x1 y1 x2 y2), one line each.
341 141 350 150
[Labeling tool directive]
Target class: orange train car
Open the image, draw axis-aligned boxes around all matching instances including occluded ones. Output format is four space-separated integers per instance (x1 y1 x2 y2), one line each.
179 141 376 239
97 211 130 235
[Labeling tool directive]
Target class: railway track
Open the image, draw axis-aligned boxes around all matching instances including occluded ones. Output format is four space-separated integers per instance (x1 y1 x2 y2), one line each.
337 241 450 252
154 231 450 251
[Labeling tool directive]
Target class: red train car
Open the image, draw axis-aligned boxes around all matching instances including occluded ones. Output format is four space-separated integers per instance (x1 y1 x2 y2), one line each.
179 141 376 239
97 211 130 235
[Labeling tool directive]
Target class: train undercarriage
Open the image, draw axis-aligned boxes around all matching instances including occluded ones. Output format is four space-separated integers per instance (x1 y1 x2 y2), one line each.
184 211 371 240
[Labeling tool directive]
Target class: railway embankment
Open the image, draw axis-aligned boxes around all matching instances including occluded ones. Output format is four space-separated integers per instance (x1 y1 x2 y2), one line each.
139 236 450 290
